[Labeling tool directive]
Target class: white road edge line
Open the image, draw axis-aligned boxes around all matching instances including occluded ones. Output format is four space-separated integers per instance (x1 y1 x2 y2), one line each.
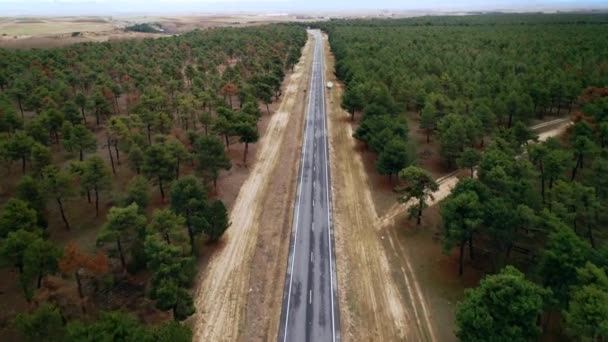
282 30 316 342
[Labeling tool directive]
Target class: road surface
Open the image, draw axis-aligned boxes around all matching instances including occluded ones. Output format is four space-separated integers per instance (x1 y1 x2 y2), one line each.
278 30 340 342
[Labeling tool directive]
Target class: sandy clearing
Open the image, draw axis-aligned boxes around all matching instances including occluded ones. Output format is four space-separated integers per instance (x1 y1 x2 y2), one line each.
323 34 435 341
191 35 314 342
537 121 572 142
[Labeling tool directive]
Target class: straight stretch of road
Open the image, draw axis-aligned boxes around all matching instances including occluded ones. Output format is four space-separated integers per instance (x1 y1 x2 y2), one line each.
278 30 340 342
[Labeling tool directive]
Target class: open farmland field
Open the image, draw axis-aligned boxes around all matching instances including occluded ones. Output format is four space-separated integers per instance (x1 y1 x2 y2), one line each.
0 17 118 36
0 15 319 49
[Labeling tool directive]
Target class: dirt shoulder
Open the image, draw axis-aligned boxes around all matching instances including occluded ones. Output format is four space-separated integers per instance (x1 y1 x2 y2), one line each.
323 34 436 341
242 33 313 341
191 34 313 341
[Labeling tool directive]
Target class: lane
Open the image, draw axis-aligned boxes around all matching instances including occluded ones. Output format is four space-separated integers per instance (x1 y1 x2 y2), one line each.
279 29 340 342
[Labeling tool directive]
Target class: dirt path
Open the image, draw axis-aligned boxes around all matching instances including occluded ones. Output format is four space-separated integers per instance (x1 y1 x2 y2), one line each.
323 35 436 342
377 120 573 231
191 35 313 341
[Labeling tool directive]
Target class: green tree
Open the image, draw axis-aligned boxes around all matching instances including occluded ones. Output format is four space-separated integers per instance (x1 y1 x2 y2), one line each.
74 92 88 124
205 200 230 242
142 143 177 199
153 321 192 342
149 209 187 246
144 234 195 287
457 148 481 178
41 166 74 230
456 266 548 341
39 108 65 144
473 102 496 147
571 136 596 181
30 143 52 176
398 166 439 225
91 91 111 126
420 102 437 143
199 111 214 135
598 122 608 149
9 78 29 120
564 263 608 341
544 148 571 190
529 143 552 202
63 100 82 125
441 191 484 275
16 176 47 225
14 303 65 342
589 157 608 203
511 121 535 148
213 114 236 148
0 229 41 274
79 156 112 217
65 124 97 161
154 280 195 321
144 235 195 319
0 198 38 238
376 138 410 181
551 180 599 247
193 135 231 190
342 83 365 121
236 121 259 164
98 203 146 270
124 175 150 211
438 114 468 167
7 131 35 174
505 92 534 128
127 144 144 175
22 238 61 290
170 176 208 252
255 82 274 114
66 311 151 341
539 225 591 308
167 139 189 179
0 100 23 133
26 118 50 145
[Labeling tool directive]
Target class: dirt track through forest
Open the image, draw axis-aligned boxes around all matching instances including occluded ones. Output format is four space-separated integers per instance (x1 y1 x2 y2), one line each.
192 36 313 341
377 120 573 231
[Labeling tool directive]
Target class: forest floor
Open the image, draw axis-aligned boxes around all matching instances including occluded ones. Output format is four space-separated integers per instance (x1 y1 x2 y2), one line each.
323 32 575 341
191 34 313 341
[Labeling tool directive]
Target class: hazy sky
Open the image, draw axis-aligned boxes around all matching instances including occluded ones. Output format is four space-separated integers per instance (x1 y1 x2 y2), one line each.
1 0 607 15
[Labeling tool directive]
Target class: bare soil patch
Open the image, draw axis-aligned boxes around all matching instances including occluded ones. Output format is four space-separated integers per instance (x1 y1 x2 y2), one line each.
191 35 313 341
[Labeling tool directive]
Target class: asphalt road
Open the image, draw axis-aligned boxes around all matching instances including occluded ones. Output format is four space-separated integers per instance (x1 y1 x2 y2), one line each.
278 30 340 342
